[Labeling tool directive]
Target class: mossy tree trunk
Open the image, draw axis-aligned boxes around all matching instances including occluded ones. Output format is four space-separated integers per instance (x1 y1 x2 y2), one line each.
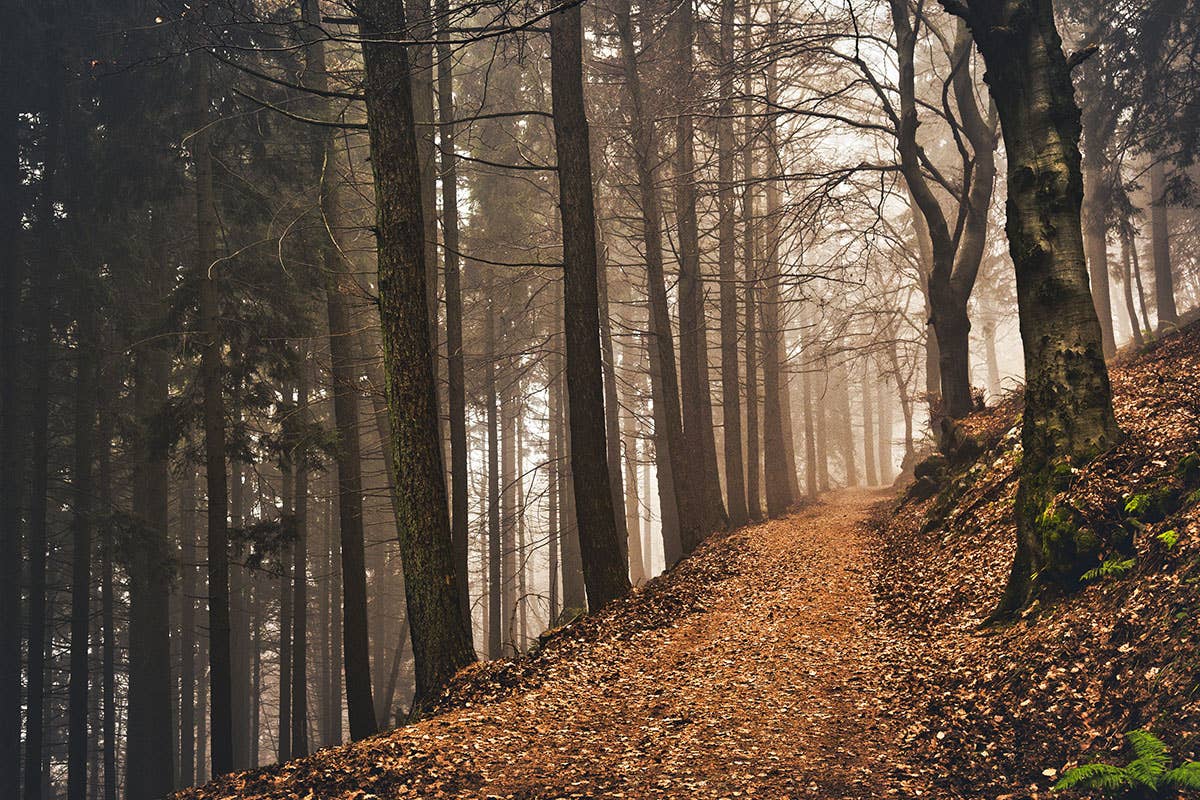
942 0 1122 616
358 0 476 706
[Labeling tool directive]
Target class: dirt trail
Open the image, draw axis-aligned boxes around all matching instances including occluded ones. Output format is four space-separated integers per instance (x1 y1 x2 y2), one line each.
183 490 899 799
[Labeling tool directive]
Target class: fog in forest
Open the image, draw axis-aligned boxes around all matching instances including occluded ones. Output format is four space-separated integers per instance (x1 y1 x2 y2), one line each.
1 0 1198 797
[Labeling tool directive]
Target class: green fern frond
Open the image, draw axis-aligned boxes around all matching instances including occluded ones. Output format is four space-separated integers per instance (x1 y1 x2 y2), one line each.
1126 729 1168 761
1165 761 1200 789
1082 557 1137 583
1126 754 1168 789
1053 762 1129 791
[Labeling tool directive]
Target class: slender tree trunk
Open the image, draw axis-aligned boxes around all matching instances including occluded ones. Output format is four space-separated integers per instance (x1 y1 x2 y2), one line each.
97 383 118 800
1082 157 1116 357
613 0 695 563
982 318 1002 399
558 344 586 612
597 237 631 566
1120 229 1145 348
801 362 818 499
548 375 560 621
718 0 747 526
195 52 233 779
486 280 502 656
500 377 517 653
622 407 646 585
834 363 858 486
229 455 250 770
759 44 795 516
360 0 476 705
673 0 728 539
861 362 877 487
291 360 310 757
1149 159 1179 331
550 1 631 607
278 438 293 763
67 295 97 800
741 39 762 522
877 360 894 485
24 45 59 797
437 5 471 629
945 0 1122 615
179 464 198 785
0 21 23 796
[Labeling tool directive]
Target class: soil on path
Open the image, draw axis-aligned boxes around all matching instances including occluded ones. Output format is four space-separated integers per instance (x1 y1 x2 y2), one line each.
179 490 899 800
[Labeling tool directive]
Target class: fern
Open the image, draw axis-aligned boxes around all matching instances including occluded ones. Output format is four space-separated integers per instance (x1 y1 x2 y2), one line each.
1054 762 1129 791
1082 557 1137 583
1053 730 1200 797
1157 529 1180 549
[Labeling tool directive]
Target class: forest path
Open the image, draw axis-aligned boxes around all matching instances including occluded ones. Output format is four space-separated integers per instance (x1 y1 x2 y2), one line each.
186 490 903 799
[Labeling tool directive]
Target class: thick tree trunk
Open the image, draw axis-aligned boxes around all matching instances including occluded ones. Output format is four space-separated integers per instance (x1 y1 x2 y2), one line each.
550 1 632 608
1149 159 1179 331
717 0 747 527
406 0 439 382
613 0 695 563
945 0 1122 615
1082 157 1116 357
359 0 476 707
673 0 728 539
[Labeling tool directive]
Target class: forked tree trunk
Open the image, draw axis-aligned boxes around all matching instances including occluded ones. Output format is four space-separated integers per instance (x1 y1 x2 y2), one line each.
358 0 476 706
550 2 631 608
1119 228 1145 348
1082 156 1116 357
943 0 1122 615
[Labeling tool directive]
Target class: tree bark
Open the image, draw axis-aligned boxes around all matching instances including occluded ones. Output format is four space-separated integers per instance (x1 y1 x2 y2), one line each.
673 0 728 539
718 0 747 527
359 0 476 708
1149 159 1179 331
613 0 693 564
67 290 97 800
943 0 1122 615
1119 228 1145 348
291 360 310 757
437 3 472 630
550 1 632 608
1082 156 1116 357
486 277 502 655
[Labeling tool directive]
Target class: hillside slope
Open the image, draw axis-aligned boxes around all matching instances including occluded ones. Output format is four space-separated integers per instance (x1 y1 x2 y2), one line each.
874 320 1200 799
176 322 1199 800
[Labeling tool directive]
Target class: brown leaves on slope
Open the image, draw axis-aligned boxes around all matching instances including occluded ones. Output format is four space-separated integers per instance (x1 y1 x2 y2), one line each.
872 322 1200 800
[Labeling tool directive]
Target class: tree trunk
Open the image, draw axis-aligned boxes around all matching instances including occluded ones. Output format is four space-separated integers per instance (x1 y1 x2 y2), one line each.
558 363 585 612
547 346 561 622
179 463 198 785
718 0 747 527
1119 228 1145 348
741 40 762 522
759 44 796 517
834 362 858 487
613 0 695 563
195 53 233 780
359 0 476 708
945 0 1122 615
597 236 632 567
1082 156 1116 357
500 375 517 653
550 1 632 609
278 441 293 763
861 362 877 487
673 0 728 540
437 5 472 630
291 359 310 758
0 19 23 795
67 294 97 800
486 279 502 656
406 0 439 385
24 42 59 796
1149 159 1179 331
